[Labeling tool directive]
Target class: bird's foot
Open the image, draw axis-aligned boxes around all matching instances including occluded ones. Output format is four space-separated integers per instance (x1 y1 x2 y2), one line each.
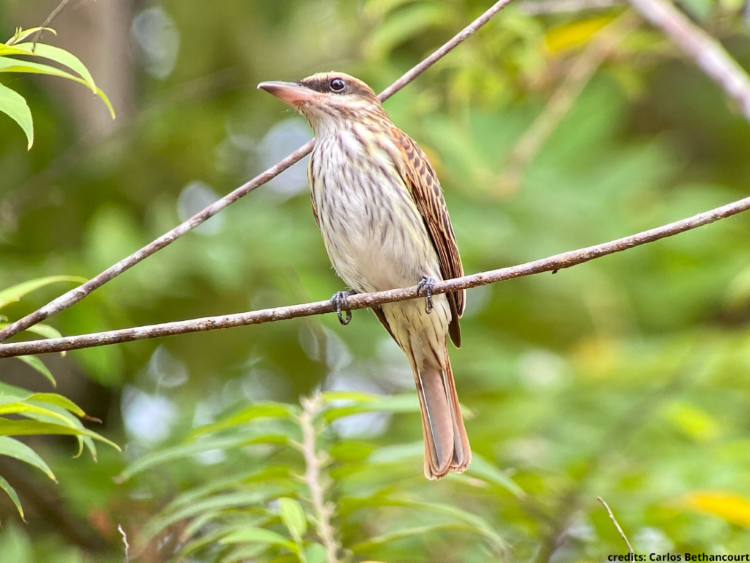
331 289 357 326
416 276 436 314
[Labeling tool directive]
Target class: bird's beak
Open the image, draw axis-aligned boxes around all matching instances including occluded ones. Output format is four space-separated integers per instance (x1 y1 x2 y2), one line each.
258 81 316 107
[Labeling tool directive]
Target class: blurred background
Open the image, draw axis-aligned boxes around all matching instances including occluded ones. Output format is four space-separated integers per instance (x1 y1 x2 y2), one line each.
1 0 750 561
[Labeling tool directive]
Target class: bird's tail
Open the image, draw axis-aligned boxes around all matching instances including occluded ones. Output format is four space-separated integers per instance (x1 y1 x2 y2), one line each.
413 350 471 480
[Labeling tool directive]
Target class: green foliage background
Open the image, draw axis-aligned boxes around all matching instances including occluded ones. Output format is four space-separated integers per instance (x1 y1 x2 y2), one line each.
1 0 750 561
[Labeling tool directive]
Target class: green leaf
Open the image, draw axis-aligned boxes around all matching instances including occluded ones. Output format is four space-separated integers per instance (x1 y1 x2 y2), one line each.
466 454 525 498
175 519 270 560
304 543 328 563
5 27 56 46
278 497 307 543
321 391 382 402
0 437 56 482
0 396 74 425
15 356 56 387
367 441 423 464
0 58 114 118
10 43 98 90
0 322 63 341
350 523 484 552
0 419 119 451
24 393 86 417
142 490 286 546
117 433 289 482
222 544 272 563
165 466 295 513
323 393 420 422
0 383 98 460
0 475 24 521
220 527 298 551
341 495 506 550
0 275 86 310
0 82 33 149
23 324 62 340
190 402 299 438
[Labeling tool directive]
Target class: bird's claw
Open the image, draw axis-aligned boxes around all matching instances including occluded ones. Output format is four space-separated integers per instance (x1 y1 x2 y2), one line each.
331 289 356 325
416 276 436 314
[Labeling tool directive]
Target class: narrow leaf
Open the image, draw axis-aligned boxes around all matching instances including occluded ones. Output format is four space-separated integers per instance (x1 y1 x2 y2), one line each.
0 59 115 118
0 322 63 341
278 497 307 542
26 393 86 417
12 43 98 91
304 543 328 563
117 434 289 482
0 275 85 310
220 527 298 551
0 82 33 149
0 475 24 521
15 356 56 387
466 454 525 498
0 436 56 482
190 402 299 438
323 393 420 422
0 419 120 450
5 27 57 46
351 524 483 552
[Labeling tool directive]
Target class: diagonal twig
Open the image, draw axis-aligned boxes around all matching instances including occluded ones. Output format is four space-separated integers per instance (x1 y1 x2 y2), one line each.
628 0 750 120
1 196 748 359
597 497 634 556
0 0 515 344
31 0 72 51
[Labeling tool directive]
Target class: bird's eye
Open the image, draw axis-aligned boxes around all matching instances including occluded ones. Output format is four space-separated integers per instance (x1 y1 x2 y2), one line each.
329 78 346 92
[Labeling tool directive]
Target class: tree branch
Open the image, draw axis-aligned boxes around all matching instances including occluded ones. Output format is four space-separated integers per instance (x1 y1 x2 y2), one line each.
597 497 634 556
31 0 72 50
628 0 750 120
1 196 748 359
0 0 515 344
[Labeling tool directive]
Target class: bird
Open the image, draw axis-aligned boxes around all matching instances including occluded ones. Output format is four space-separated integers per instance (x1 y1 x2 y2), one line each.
258 72 470 479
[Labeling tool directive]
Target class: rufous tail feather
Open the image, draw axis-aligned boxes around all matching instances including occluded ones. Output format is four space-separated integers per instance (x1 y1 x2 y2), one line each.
413 351 471 480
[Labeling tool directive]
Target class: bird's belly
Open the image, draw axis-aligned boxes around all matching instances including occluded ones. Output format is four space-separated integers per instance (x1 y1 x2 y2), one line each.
321 201 434 292
314 164 441 293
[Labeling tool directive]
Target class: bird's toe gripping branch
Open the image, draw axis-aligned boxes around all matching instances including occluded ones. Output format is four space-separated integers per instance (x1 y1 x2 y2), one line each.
416 276 436 314
331 289 357 325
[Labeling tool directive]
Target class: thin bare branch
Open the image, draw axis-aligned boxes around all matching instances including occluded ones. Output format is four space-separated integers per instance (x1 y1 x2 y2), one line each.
298 394 338 563
628 0 750 120
597 497 634 556
1 196 747 359
31 0 72 50
0 0 515 345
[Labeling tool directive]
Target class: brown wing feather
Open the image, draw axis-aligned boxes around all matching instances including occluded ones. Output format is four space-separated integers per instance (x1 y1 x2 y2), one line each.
391 128 465 348
371 305 397 342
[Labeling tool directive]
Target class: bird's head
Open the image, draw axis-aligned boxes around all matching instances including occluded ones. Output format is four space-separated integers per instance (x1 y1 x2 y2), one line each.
258 72 387 135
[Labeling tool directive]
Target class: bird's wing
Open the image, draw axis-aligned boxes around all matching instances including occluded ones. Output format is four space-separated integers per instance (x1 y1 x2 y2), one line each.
371 305 397 342
392 128 465 348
